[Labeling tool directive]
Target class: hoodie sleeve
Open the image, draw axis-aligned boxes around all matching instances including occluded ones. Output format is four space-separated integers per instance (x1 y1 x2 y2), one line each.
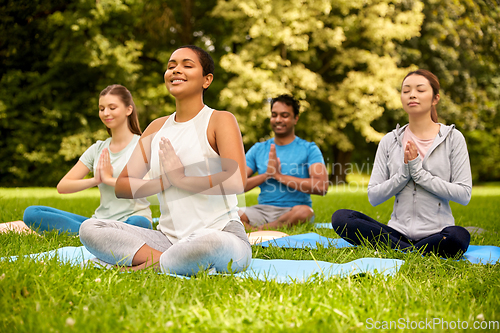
408 129 472 205
368 134 411 206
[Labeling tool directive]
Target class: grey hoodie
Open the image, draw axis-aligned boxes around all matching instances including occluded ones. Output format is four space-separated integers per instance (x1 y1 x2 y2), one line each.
367 123 472 240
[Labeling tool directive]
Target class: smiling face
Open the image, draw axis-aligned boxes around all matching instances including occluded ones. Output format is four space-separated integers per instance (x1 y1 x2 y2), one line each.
401 74 440 118
164 48 213 99
98 94 132 132
270 101 298 138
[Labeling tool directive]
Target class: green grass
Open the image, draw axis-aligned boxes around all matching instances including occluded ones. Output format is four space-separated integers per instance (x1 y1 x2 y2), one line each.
1 186 500 332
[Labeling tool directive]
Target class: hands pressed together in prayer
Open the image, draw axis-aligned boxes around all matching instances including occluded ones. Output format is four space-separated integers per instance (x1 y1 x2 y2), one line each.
404 140 419 164
95 148 114 186
266 144 281 179
156 136 242 195
158 137 185 188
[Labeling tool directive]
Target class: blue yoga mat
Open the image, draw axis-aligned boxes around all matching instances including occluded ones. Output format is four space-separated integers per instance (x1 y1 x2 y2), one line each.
242 257 403 283
277 230 500 265
315 223 333 229
259 232 353 249
4 246 403 283
463 245 500 265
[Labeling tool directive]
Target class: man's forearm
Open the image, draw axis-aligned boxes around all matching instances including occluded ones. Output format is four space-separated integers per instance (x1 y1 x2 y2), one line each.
273 173 328 195
245 173 268 192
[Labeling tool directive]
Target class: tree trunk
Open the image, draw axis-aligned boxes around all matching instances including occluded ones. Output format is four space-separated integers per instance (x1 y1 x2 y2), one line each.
330 147 352 184
180 0 194 45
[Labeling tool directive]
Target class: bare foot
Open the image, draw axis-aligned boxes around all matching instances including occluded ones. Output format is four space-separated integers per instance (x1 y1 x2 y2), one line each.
119 262 161 272
0 221 39 235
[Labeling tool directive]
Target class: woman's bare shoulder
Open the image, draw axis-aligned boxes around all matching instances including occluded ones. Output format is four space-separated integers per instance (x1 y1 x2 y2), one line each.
142 116 170 137
211 110 238 124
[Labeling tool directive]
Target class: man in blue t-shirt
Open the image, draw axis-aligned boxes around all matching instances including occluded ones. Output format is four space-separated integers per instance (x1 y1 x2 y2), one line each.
240 94 329 230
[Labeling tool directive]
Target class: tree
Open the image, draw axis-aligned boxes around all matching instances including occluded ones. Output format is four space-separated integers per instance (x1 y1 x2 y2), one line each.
0 0 227 186
0 0 145 185
2 0 498 186
399 0 500 181
212 0 424 183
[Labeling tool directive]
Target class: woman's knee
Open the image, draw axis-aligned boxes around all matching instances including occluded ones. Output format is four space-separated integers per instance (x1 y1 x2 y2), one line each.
331 209 353 229
159 230 251 275
79 219 100 244
159 245 208 276
442 226 470 251
23 205 43 224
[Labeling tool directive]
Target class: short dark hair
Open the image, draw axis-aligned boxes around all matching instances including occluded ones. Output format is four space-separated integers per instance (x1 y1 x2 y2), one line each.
177 45 214 93
271 94 300 117
178 45 214 76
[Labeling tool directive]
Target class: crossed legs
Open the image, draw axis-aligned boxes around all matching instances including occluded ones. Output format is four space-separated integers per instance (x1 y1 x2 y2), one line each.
79 219 251 275
240 204 314 230
331 209 470 258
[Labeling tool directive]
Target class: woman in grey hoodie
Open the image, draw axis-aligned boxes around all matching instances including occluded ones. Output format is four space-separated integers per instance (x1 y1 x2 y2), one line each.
331 69 472 258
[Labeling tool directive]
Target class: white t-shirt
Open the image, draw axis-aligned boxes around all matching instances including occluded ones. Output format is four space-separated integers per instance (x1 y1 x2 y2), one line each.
79 135 152 222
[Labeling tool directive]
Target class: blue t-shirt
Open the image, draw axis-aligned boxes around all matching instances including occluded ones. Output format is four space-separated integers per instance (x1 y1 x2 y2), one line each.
246 137 325 207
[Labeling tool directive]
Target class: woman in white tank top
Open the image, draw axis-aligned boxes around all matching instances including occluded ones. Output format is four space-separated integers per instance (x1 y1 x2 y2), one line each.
79 46 251 275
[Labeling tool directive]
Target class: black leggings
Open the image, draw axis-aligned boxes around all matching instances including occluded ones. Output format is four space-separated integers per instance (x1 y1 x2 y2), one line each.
331 209 470 258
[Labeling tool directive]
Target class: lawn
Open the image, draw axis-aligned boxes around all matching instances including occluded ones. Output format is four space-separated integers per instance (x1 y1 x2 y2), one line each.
1 185 500 332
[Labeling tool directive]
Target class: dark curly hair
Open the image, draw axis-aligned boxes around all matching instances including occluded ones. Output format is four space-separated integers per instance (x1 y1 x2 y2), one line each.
271 94 300 117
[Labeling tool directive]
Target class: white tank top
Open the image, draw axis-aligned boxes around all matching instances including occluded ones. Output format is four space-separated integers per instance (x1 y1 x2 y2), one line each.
149 105 240 243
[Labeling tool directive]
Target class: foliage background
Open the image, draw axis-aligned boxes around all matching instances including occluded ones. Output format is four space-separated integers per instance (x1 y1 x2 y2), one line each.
1 0 499 186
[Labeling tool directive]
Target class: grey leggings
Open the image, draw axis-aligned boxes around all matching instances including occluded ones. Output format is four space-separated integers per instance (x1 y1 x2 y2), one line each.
79 219 252 276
